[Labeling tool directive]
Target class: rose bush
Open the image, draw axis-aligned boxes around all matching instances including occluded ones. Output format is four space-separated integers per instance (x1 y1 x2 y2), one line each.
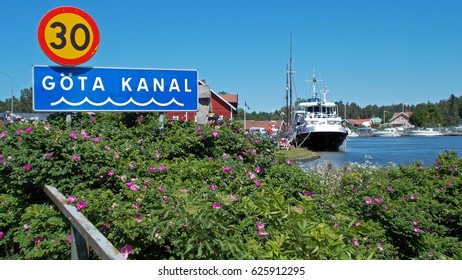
0 112 460 259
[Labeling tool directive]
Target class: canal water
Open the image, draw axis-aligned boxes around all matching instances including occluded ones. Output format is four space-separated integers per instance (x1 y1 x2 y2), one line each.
300 136 462 168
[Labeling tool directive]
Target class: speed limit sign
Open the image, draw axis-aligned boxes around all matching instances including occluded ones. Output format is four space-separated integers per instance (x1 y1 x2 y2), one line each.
37 6 100 66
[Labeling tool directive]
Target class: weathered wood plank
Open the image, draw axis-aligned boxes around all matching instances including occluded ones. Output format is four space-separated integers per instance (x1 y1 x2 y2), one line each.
71 225 89 260
44 185 125 260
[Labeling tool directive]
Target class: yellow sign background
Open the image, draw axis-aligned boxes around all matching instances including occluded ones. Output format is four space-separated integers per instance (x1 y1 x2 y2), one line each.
43 12 96 60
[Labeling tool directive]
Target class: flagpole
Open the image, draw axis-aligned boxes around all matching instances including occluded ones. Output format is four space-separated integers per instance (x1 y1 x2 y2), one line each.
244 102 250 132
244 102 247 131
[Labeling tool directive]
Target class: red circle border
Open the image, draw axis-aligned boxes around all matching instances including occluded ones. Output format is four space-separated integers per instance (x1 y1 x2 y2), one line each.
37 6 100 66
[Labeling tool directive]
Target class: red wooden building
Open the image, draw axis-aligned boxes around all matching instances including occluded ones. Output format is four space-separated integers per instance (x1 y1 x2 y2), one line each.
166 80 237 124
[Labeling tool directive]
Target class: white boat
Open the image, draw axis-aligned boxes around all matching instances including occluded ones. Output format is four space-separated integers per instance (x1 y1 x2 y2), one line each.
346 127 359 138
373 127 401 137
290 73 348 151
356 127 375 137
407 128 443 137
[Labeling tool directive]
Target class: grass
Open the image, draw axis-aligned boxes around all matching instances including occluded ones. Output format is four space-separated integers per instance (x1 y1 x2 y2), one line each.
276 147 320 160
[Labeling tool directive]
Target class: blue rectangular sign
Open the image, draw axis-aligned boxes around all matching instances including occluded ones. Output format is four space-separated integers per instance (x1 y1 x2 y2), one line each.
32 65 198 112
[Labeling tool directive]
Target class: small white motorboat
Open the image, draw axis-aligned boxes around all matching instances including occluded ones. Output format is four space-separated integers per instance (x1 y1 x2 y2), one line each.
372 128 401 137
407 128 443 137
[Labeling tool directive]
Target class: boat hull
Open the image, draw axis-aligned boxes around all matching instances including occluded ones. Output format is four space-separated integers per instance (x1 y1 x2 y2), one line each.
372 134 401 137
294 131 348 151
372 132 401 137
372 128 401 137
407 132 443 137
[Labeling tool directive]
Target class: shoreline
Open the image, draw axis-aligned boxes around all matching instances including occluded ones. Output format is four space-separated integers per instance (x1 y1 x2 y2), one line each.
277 147 320 162
290 153 321 162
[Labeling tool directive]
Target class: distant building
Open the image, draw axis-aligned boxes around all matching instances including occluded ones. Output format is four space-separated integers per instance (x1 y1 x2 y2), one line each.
370 117 382 125
219 94 238 116
242 120 285 135
347 112 414 129
166 80 237 124
346 118 372 127
389 111 414 129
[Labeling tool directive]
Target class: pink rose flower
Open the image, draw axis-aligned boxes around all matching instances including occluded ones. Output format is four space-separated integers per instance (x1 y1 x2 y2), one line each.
76 201 87 211
23 164 32 171
67 195 77 204
255 221 265 231
34 236 44 246
134 214 143 224
120 244 133 259
230 193 239 202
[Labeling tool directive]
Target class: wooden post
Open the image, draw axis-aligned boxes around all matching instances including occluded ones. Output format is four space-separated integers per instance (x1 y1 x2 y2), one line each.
71 225 89 260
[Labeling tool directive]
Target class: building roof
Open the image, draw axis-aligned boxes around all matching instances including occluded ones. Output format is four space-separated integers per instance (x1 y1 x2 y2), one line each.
390 111 412 119
243 120 284 131
389 111 413 126
198 80 236 111
346 118 372 126
220 94 238 104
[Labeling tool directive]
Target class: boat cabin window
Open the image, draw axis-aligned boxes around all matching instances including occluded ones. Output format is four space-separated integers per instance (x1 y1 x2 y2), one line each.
301 105 337 117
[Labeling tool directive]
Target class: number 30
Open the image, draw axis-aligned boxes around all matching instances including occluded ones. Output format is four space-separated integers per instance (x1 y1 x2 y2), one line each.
49 22 90 51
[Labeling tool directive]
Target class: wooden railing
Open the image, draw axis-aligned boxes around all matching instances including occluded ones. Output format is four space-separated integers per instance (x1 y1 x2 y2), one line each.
43 185 125 260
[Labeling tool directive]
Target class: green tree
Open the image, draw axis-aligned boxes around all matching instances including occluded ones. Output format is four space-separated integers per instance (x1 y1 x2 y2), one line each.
446 94 460 126
16 88 33 113
0 87 32 113
0 100 7 112
426 103 444 127
409 106 428 127
347 102 362 118
362 104 380 119
458 97 462 120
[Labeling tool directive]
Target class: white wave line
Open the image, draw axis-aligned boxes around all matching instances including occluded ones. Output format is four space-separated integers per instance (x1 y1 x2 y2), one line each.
50 96 69 106
50 97 185 107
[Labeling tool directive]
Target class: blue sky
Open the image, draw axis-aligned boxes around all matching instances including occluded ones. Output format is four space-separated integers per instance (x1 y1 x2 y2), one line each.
1 0 461 113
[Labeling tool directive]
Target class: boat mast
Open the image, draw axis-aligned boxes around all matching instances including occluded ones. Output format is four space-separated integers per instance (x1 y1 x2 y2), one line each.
285 64 289 126
288 33 293 127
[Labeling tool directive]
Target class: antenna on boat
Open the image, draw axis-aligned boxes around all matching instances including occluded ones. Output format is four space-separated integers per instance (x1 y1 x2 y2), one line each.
307 67 322 99
321 86 329 103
